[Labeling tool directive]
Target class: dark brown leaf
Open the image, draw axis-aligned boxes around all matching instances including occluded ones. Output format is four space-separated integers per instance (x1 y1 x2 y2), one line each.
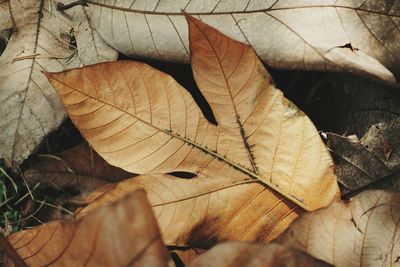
188 242 330 267
4 189 170 267
24 142 132 194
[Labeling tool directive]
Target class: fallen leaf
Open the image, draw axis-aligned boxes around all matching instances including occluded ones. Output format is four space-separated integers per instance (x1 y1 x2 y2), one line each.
0 233 27 267
0 0 12 30
46 15 338 245
77 174 301 246
84 0 398 84
329 121 400 195
277 190 400 267
24 142 132 194
3 189 170 267
188 241 330 267
308 73 400 194
0 0 117 167
46 15 338 211
21 142 133 224
328 133 392 194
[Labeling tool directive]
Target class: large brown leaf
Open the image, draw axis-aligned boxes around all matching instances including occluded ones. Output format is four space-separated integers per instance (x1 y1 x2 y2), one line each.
188 242 330 267
24 142 132 193
277 190 400 267
84 0 398 84
3 189 170 267
46 16 338 245
0 0 117 167
77 174 301 246
46 15 338 211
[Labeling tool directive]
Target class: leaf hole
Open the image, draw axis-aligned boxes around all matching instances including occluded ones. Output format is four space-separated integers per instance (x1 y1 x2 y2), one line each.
168 172 197 179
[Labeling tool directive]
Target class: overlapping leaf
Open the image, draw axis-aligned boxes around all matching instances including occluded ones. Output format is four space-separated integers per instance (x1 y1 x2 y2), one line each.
0 0 117 167
46 15 338 211
310 73 400 194
3 190 170 267
0 0 12 30
24 142 132 194
77 174 301 246
277 190 400 267
46 15 338 245
188 242 330 267
84 0 399 84
329 133 398 194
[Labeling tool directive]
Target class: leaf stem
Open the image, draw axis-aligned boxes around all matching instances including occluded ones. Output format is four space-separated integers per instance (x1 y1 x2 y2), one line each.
56 0 88 11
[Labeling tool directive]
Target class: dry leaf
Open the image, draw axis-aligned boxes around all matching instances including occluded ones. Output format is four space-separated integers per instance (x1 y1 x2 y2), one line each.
77 174 301 246
329 133 392 194
46 16 338 244
3 189 170 267
312 73 400 193
84 0 398 84
188 242 330 267
0 0 12 30
24 142 132 194
277 190 400 267
329 122 400 194
0 0 117 167
46 15 338 211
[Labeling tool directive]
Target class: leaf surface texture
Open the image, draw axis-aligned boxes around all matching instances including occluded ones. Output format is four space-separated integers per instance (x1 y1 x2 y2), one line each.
0 0 117 166
84 0 399 84
4 190 170 267
46 16 339 212
277 190 400 267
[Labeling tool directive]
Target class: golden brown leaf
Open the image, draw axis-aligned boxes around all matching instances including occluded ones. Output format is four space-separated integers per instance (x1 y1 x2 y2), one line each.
186 15 338 210
46 15 338 212
4 190 170 267
45 15 338 246
277 190 400 267
188 242 330 267
77 174 301 246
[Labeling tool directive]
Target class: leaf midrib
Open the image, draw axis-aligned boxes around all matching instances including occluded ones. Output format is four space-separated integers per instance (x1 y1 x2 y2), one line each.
49 74 310 210
189 17 259 174
11 0 44 160
85 1 399 18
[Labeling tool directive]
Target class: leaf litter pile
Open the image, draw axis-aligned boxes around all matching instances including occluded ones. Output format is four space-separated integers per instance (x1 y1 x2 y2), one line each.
1 1 400 266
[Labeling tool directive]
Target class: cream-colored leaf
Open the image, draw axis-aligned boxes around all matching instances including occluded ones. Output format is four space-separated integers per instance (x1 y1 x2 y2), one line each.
188 242 330 267
46 16 339 211
0 0 12 31
0 0 117 167
77 174 302 246
277 190 400 267
84 0 398 84
3 190 170 267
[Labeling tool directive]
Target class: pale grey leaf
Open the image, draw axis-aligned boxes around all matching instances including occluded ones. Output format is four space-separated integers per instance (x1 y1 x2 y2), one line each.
0 0 118 166
85 0 399 84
